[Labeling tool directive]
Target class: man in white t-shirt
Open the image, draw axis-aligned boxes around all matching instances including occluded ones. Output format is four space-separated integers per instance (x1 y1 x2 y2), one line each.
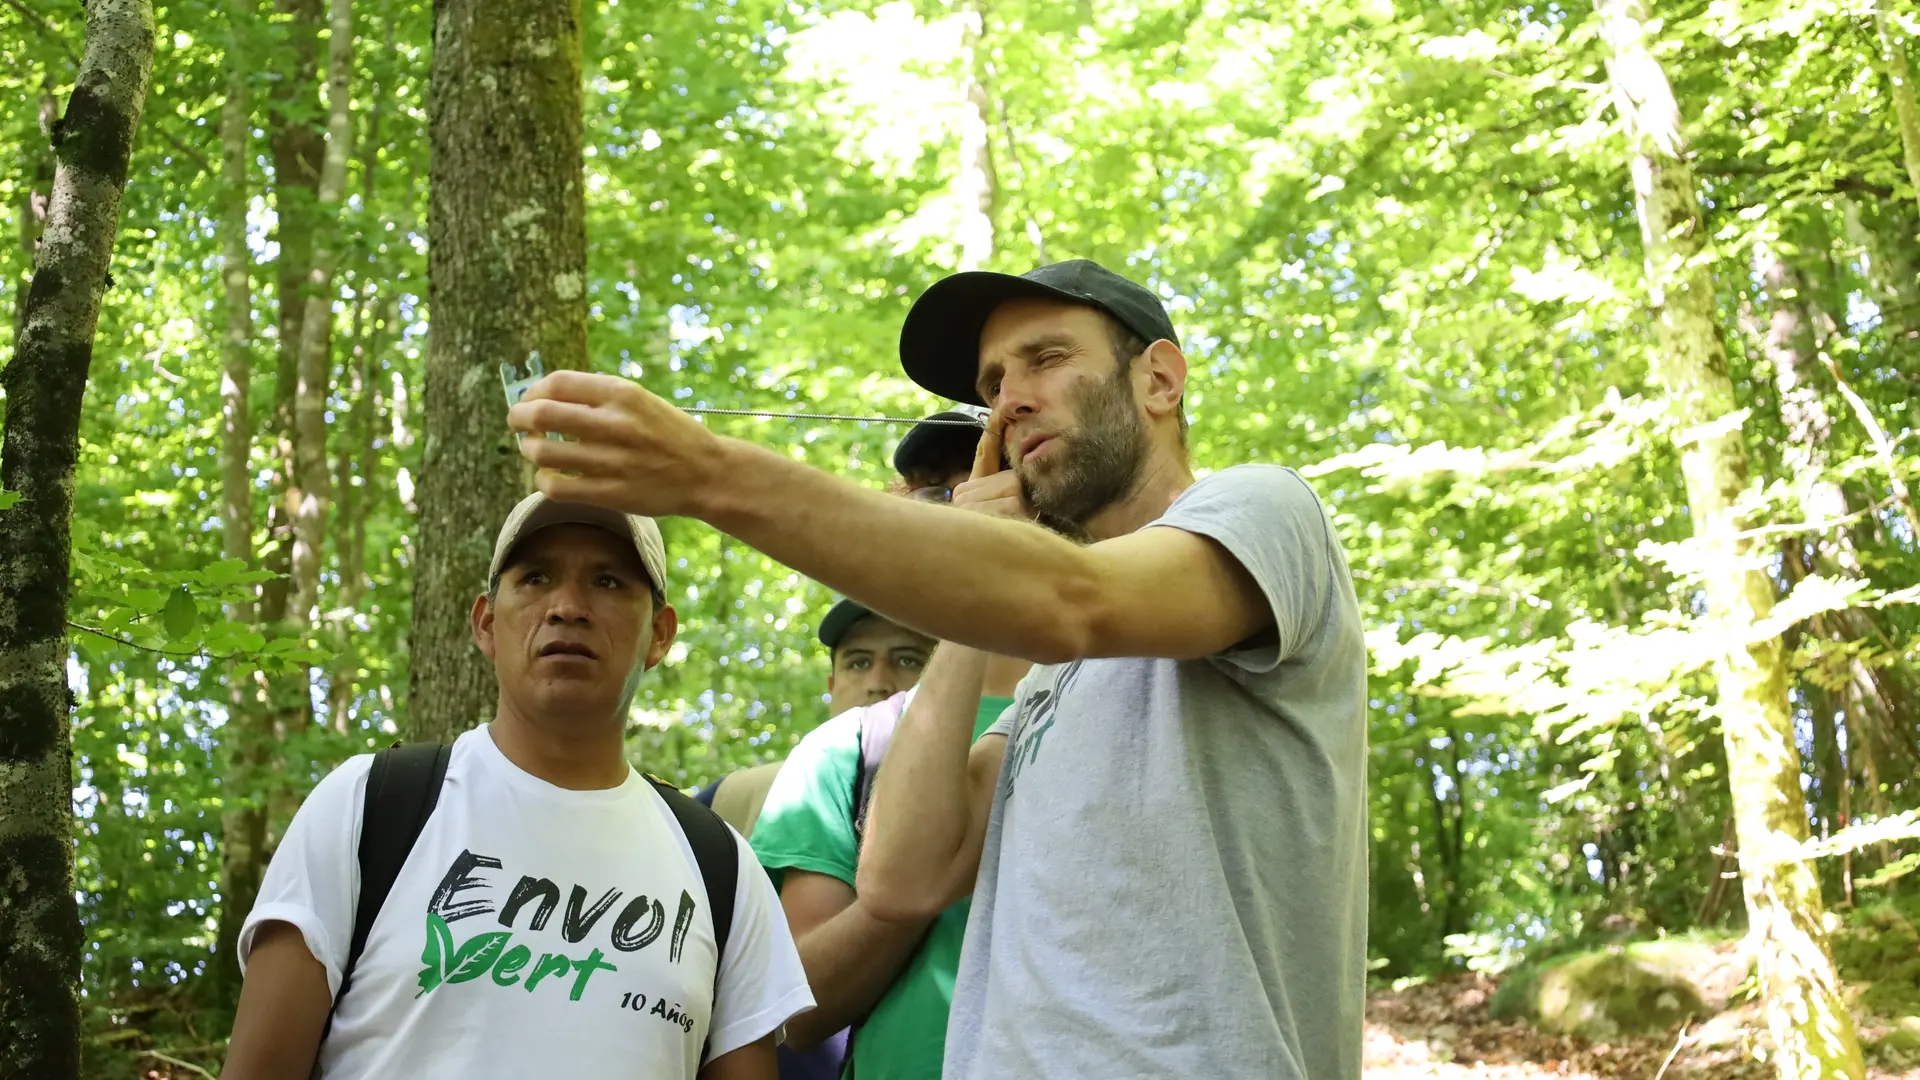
221 493 814 1080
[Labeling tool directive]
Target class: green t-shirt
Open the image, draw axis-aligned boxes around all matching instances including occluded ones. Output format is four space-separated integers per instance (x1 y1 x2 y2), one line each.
750 691 1015 1080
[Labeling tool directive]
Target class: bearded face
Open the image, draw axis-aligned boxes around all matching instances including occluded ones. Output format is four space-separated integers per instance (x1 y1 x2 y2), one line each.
1014 360 1148 529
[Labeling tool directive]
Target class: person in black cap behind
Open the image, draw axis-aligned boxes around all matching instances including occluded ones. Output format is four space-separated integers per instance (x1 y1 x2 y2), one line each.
508 259 1368 1080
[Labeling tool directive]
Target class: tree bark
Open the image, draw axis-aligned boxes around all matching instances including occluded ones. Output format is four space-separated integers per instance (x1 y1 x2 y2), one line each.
212 0 270 1007
410 0 589 742
289 0 353 641
14 85 58 339
1601 4 1864 1078
1876 5 1920 216
955 2 997 272
260 0 323 639
0 3 155 1073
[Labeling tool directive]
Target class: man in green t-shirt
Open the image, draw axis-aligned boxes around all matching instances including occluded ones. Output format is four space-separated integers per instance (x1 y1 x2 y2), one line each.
748 412 1030 1079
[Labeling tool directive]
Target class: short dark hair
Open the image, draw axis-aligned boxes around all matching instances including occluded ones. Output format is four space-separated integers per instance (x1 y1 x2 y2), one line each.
1104 313 1186 437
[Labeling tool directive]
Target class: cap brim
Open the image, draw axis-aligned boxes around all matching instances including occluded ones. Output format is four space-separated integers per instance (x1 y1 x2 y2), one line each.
893 412 985 477
817 598 873 649
900 272 1087 406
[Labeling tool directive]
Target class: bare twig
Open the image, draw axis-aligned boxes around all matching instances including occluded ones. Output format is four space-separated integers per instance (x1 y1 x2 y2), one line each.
137 1050 218 1080
1819 352 1920 538
0 0 79 67
1653 1021 1693 1080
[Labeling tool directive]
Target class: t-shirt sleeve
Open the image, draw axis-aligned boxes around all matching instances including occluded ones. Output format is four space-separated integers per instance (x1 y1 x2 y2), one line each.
707 829 816 1063
984 695 1022 740
748 714 860 887
236 754 374 998
1152 465 1343 674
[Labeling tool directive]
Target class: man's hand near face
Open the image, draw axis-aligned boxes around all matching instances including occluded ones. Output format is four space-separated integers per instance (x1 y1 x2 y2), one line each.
948 416 1030 522
856 415 1017 923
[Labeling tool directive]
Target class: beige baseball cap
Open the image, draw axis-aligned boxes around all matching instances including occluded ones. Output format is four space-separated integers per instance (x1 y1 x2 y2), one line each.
488 492 668 601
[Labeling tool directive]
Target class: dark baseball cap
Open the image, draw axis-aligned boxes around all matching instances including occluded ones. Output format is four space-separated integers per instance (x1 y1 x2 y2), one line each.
892 408 988 479
817 597 873 650
900 259 1181 406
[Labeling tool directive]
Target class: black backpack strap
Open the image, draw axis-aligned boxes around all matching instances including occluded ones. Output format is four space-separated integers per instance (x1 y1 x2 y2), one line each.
646 776 739 968
850 693 906 847
332 742 451 1023
647 775 741 1064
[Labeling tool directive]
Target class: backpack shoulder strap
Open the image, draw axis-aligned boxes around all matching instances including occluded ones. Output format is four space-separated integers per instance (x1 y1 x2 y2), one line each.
850 692 907 846
332 741 451 1022
646 776 739 965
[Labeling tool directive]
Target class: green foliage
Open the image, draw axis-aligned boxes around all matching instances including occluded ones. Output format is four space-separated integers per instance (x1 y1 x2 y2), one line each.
1 0 1917 1069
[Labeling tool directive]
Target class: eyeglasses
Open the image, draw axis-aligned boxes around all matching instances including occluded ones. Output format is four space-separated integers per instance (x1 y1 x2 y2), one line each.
907 484 953 504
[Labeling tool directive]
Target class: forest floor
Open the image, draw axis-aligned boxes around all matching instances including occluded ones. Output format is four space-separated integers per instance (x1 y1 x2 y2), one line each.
1365 975 1919 1080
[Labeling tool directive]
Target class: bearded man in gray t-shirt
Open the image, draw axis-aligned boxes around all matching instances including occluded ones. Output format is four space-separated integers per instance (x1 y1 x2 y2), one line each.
503 259 1368 1080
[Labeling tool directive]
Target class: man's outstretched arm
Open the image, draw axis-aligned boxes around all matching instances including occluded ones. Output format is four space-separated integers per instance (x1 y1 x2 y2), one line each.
219 921 330 1080
510 373 1271 664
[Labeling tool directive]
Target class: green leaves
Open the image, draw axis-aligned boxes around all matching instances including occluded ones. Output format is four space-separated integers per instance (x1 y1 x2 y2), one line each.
416 912 455 997
446 931 512 985
161 587 197 642
0 490 18 511
415 912 512 996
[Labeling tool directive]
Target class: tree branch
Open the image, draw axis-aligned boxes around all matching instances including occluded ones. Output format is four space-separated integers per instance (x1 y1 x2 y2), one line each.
68 621 233 661
137 1051 217 1080
0 0 79 68
154 123 216 180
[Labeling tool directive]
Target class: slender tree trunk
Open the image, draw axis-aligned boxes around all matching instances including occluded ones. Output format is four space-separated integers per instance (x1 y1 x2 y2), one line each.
1876 5 1920 216
1600 4 1864 1077
955 2 997 272
0 3 155 1073
255 0 324 818
329 11 392 733
260 0 323 639
289 0 352 646
410 0 589 742
213 0 271 1007
14 85 58 339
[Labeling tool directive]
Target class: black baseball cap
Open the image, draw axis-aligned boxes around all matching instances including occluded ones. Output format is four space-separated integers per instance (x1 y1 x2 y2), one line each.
817 597 873 650
892 409 987 479
900 259 1181 406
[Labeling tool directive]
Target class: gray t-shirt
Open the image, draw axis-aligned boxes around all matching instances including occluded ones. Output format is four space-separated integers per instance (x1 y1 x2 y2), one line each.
944 464 1368 1080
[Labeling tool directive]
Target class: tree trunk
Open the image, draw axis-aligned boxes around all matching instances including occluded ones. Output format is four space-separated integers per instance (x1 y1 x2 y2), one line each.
14 85 58 339
1876 5 1920 216
410 0 589 742
0 3 155 1073
255 0 323 820
212 0 270 1007
289 0 353 644
955 2 997 272
329 10 393 733
1600 4 1865 1077
260 0 323 639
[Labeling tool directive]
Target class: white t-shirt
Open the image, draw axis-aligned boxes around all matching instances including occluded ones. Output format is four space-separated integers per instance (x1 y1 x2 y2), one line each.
239 725 813 1079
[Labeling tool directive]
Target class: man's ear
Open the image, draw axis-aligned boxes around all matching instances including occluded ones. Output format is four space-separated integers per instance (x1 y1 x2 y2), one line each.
1139 339 1188 424
471 593 496 659
643 602 679 670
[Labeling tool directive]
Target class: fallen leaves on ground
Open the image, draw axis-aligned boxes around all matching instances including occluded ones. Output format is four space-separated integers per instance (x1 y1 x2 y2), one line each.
1366 975 1919 1080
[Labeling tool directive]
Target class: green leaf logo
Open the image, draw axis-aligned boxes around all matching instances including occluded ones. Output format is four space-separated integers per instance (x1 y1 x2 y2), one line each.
416 912 454 997
445 931 511 985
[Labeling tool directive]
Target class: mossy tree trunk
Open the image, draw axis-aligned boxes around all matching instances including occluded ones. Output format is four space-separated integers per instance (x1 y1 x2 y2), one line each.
1601 3 1864 1078
409 0 590 743
0 1 155 1072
